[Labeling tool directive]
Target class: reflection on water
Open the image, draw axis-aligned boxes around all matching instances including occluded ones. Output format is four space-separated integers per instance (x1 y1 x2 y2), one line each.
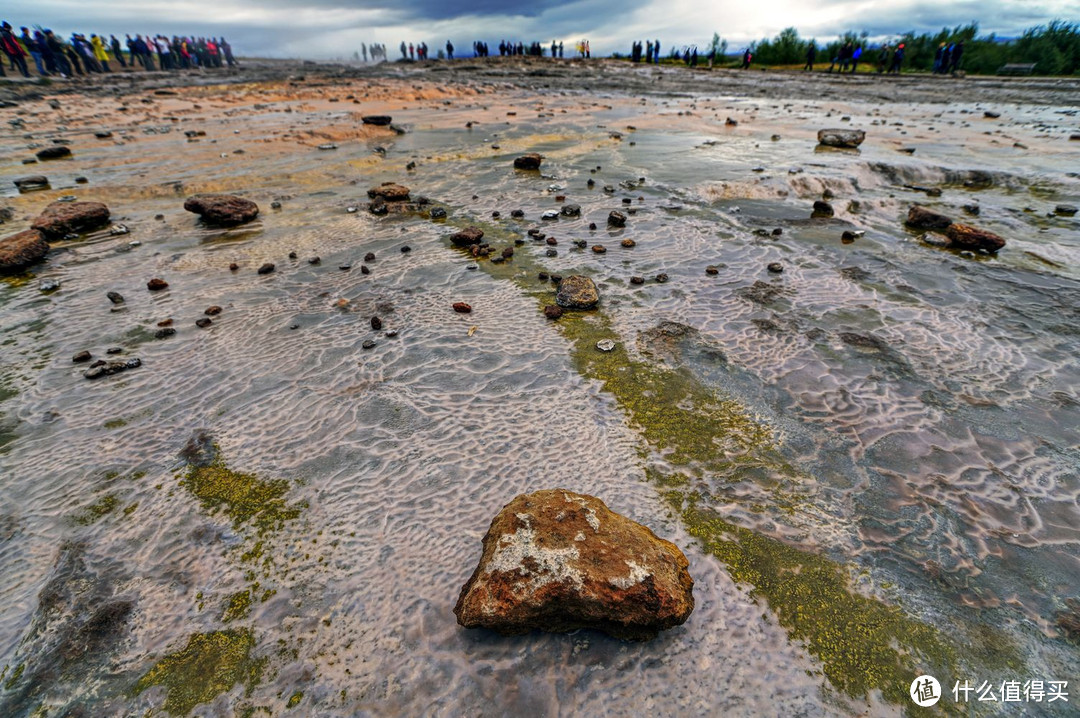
0 77 1078 716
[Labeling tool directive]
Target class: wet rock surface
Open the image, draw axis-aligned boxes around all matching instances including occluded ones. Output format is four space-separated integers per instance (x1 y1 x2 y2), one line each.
555 275 600 310
183 194 259 226
31 201 111 239
450 226 484 246
454 489 694 640
0 229 49 274
367 182 411 202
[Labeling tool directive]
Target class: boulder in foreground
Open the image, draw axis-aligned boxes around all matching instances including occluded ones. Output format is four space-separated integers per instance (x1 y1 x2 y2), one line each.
32 201 111 239
454 489 694 640
361 115 393 126
0 229 49 274
555 275 599 310
817 129 865 148
183 194 259 226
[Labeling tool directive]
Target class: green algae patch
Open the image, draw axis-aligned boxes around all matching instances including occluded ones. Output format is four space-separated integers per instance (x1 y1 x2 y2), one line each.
287 691 304 708
181 454 303 536
103 418 128 429
679 497 952 703
73 494 120 525
558 310 781 473
3 662 25 690
133 629 264 716
222 590 253 623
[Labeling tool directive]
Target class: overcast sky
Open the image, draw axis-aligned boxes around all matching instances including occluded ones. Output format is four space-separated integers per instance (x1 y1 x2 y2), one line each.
2 0 1077 58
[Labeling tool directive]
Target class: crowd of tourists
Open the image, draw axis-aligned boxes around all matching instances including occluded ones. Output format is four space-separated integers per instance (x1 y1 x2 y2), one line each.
0 20 235 78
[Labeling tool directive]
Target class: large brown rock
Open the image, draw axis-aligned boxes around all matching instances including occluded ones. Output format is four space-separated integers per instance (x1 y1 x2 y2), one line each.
513 153 542 170
184 194 259 226
0 229 49 274
555 275 599 310
906 205 952 230
31 201 111 239
361 115 393 126
366 182 411 202
817 129 865 148
454 489 694 640
945 223 1006 253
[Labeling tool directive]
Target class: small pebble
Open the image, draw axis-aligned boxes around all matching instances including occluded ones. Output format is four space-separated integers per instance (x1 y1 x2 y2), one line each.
596 339 616 352
543 305 563 320
229 263 239 272
621 239 635 248
106 347 123 355
360 265 370 274
371 317 383 330
362 339 376 350
592 245 606 254
767 262 784 273
655 273 669 283
706 266 719 275
364 252 376 262
400 245 411 253
196 318 212 328
205 306 223 316
258 263 275 275
72 350 92 363
147 278 169 291
452 302 472 313
630 276 645 285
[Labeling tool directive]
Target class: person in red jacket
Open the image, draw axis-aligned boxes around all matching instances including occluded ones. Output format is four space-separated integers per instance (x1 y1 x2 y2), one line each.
1 22 30 78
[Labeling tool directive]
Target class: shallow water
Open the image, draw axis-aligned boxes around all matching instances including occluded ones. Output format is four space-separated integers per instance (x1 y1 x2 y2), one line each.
0 74 1078 716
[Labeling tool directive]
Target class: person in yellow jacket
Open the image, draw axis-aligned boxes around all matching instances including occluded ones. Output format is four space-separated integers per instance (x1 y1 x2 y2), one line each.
90 34 112 72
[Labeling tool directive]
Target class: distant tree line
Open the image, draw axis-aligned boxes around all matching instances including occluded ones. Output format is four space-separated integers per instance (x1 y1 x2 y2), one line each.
747 21 1080 74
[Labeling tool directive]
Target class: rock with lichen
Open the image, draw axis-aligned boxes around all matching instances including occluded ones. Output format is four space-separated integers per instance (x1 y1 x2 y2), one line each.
454 489 694 640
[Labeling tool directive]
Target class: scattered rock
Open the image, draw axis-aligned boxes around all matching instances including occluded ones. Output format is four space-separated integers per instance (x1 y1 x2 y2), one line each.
450 227 484 247
983 111 1001 119
362 339 377 350
0 229 49 274
147 278 169 291
183 194 259 226
543 305 563 320
84 357 141 380
705 265 719 275
513 153 542 170
592 245 607 254
36 146 72 161
155 327 176 339
39 279 60 292
205 306 222 316
945 223 1006 253
560 204 581 217
94 131 113 139
229 263 239 272
817 129 865 148
430 207 447 219
31 201 111 239
72 350 92 363
555 275 600 310
811 200 834 218
14 175 49 191
195 317 213 328
596 339 616 352
608 211 627 227
257 263 275 275
841 230 864 242
905 205 952 230
655 273 669 283
767 262 784 273
107 291 125 304
371 316 383 330
1055 205 1077 217
453 489 694 640
963 204 981 216
361 115 393 126
367 182 411 202
453 302 473 313
919 232 951 248
364 252 376 262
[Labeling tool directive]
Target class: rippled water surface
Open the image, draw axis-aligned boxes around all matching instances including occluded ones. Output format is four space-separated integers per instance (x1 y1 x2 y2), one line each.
0 69 1078 716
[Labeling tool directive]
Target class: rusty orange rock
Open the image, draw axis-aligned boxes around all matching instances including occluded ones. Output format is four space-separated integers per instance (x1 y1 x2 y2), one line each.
454 489 694 640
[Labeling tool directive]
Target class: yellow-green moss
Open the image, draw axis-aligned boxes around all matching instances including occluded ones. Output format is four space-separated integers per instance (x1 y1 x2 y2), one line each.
678 494 951 703
222 590 253 623
103 418 128 429
3 662 25 689
73 494 120 525
133 630 264 716
181 454 303 535
287 691 303 708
